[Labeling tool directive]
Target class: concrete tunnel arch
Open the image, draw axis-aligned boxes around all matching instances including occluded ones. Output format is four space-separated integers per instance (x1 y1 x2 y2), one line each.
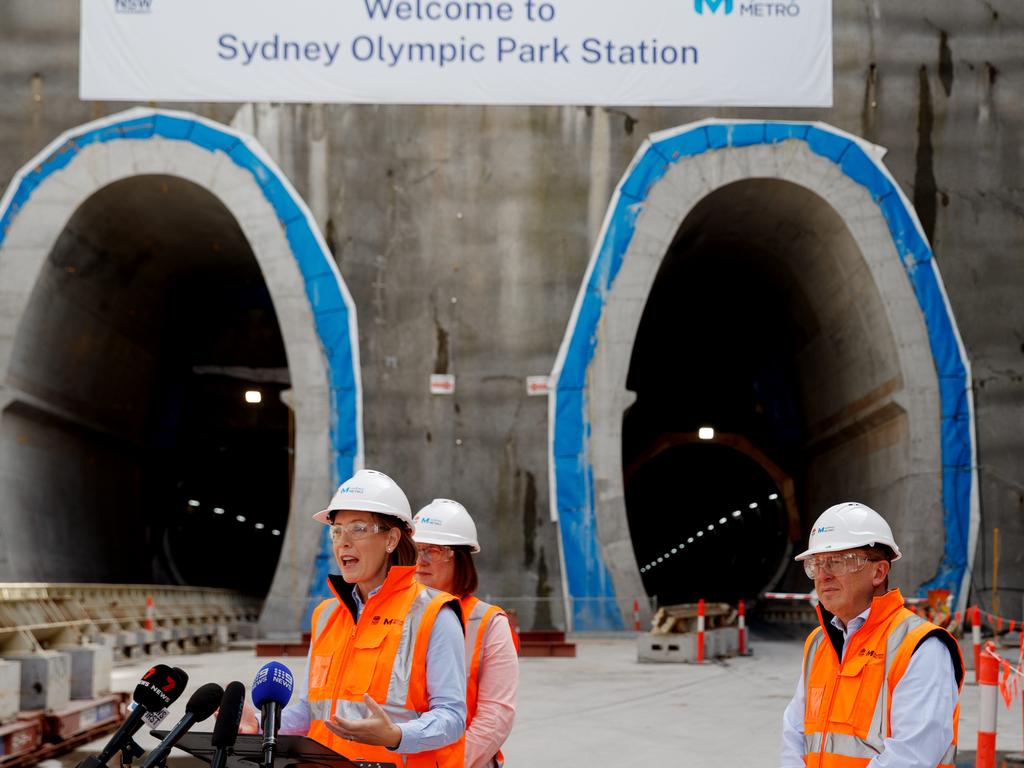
0 108 362 636
549 120 980 631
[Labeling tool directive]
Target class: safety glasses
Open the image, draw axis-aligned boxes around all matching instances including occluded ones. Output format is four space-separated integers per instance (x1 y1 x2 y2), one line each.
415 544 453 564
803 552 882 579
329 521 390 542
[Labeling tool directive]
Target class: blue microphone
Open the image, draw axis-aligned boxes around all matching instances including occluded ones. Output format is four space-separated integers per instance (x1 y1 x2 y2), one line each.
252 662 294 768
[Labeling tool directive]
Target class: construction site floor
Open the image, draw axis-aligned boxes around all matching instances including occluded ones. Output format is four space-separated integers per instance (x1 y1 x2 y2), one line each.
39 630 1021 768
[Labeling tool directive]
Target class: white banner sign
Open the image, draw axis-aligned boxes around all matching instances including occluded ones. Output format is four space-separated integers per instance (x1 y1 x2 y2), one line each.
81 0 832 106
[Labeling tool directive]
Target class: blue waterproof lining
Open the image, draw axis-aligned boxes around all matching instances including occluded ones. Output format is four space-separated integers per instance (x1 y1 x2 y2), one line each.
0 111 358 629
553 122 973 630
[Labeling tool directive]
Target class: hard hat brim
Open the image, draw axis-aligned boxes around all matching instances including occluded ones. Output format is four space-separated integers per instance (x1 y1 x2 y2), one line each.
795 541 902 562
412 530 481 553
313 500 413 531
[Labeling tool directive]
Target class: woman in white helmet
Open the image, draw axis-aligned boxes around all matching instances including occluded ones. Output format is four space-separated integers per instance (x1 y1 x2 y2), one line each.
413 499 519 768
250 469 468 768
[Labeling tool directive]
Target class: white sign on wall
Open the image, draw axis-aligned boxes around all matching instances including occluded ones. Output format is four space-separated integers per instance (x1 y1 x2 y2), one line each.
81 0 832 106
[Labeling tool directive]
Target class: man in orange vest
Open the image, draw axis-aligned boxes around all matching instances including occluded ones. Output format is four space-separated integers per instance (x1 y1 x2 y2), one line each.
779 502 964 768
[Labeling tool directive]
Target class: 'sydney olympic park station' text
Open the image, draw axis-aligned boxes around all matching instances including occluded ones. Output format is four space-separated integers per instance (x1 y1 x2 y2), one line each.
213 0 735 69
217 33 699 68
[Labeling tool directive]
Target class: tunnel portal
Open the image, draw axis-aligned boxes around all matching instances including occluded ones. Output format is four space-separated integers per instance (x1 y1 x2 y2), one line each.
0 175 291 596
623 177 921 606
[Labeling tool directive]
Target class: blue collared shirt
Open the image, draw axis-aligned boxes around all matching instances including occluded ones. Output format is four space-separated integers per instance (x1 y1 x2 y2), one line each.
279 583 466 753
780 605 960 767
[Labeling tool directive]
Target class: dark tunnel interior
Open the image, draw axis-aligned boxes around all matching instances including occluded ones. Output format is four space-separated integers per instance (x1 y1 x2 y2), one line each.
624 180 830 605
1 175 291 595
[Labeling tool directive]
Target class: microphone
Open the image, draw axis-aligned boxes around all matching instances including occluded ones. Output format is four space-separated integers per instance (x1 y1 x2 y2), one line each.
210 681 246 768
85 664 188 767
140 683 223 768
251 662 294 768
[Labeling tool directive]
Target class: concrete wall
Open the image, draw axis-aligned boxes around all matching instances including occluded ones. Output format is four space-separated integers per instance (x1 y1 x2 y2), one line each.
0 1 1021 627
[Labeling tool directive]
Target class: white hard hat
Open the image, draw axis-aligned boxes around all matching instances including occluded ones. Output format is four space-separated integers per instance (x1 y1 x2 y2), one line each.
313 469 413 531
795 502 902 562
412 499 480 553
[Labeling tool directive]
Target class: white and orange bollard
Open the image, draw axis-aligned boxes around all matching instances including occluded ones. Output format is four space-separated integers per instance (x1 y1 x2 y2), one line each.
144 595 154 631
696 598 706 663
633 598 641 632
977 641 999 768
973 606 983 685
738 600 748 656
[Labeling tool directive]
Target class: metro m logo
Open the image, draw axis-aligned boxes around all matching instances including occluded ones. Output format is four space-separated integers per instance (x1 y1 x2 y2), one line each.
694 0 734 14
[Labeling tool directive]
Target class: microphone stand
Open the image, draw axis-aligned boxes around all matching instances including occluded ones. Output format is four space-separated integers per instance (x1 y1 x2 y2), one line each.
120 738 146 768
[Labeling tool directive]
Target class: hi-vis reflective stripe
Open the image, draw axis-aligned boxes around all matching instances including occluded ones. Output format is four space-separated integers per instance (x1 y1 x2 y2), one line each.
804 612 956 762
803 732 880 758
309 699 333 721
313 599 338 642
386 588 439 706
310 697 423 725
803 733 956 765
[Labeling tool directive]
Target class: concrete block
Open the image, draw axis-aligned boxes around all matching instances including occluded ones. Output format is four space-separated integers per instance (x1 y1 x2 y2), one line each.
214 625 231 648
115 630 144 650
0 659 20 722
233 622 259 640
4 650 71 711
708 628 739 658
59 645 112 700
637 633 696 663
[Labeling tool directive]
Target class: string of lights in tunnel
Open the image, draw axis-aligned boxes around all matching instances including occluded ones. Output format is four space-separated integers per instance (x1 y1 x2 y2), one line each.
186 498 281 536
639 493 779 573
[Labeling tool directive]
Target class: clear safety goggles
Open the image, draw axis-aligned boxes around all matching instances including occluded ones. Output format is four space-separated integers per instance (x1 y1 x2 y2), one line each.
803 552 882 579
329 521 390 542
415 544 453 564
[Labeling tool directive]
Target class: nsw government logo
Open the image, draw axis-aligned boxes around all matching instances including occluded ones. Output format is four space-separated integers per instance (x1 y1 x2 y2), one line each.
694 0 801 17
115 0 153 13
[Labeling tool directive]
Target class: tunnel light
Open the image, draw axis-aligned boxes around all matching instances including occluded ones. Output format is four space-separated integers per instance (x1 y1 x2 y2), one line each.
732 510 742 518
707 524 714 531
213 507 225 515
245 390 263 404
272 529 281 536
679 544 685 550
688 537 694 543
657 557 663 562
188 499 200 508
696 531 704 538
236 514 247 523
749 502 758 509
255 522 265 530
769 493 779 501
698 426 715 440
719 517 727 525
671 548 677 554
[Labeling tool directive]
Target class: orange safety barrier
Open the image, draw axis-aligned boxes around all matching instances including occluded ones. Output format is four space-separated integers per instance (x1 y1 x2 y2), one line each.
696 598 706 664
978 642 1000 768
738 599 748 656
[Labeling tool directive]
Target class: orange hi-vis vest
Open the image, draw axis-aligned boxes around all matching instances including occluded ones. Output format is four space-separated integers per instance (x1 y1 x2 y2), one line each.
306 567 465 768
802 589 965 768
460 596 520 768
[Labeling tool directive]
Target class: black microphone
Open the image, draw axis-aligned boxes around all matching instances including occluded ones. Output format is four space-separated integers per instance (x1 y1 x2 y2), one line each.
83 665 188 767
251 662 294 768
210 681 246 768
140 683 223 768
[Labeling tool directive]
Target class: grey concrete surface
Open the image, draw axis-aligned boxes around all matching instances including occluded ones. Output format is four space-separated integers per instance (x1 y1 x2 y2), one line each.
44 635 1022 768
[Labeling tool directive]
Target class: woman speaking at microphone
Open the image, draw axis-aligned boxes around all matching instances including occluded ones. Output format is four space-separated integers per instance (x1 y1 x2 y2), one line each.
413 500 519 768
245 469 467 767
